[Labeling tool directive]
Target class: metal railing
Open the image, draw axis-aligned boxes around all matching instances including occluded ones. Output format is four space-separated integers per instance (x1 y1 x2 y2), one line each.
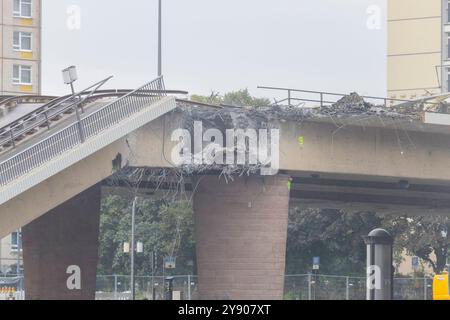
0 95 56 107
0 76 113 150
0 76 166 187
96 275 198 301
284 274 432 300
0 273 435 300
257 86 441 108
94 274 432 300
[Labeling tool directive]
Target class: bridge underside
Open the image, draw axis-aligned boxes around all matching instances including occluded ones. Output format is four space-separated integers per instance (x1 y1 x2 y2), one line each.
107 170 450 216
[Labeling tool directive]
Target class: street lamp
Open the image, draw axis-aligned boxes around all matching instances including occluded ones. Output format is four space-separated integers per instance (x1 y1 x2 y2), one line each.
130 197 137 300
62 65 85 142
130 198 144 300
62 65 78 95
158 0 162 77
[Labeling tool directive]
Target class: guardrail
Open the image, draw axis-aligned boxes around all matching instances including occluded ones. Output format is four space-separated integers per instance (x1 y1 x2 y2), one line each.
257 86 441 108
0 95 56 106
0 76 114 149
0 76 166 187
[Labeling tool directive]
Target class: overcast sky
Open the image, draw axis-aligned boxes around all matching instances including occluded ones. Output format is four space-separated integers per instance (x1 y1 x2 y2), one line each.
42 0 387 100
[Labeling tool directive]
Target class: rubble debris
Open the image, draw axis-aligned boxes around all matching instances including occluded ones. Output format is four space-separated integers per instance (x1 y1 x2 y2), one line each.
110 92 433 195
176 92 419 129
327 92 372 113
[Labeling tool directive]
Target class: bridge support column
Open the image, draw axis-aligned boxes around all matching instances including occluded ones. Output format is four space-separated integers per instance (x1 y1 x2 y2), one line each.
194 175 290 300
22 184 101 300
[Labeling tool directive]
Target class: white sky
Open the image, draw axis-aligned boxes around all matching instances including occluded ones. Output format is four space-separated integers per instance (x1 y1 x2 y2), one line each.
42 0 387 100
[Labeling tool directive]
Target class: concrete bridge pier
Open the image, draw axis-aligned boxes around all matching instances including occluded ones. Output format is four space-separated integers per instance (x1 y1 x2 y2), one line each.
194 175 290 300
22 184 101 300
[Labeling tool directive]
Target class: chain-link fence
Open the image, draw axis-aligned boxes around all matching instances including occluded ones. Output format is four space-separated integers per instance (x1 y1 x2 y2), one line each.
95 274 433 300
283 274 433 300
95 275 199 300
0 274 434 300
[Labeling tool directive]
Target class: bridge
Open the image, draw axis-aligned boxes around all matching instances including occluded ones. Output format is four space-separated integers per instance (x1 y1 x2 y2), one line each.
1 76 450 300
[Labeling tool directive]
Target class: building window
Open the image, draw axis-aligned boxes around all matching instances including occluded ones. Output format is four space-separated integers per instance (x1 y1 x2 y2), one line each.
13 0 32 18
13 65 32 85
448 1 450 23
13 31 32 51
10 231 21 251
447 69 450 92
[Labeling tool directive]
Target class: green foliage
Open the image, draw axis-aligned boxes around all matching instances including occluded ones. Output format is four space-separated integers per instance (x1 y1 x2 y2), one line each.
98 194 196 276
223 89 271 107
283 291 297 300
383 215 450 274
99 193 450 277
191 89 270 107
190 91 223 105
286 208 383 275
287 208 450 275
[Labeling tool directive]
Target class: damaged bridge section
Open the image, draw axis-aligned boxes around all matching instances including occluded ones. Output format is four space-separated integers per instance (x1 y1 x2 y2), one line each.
3 85 450 300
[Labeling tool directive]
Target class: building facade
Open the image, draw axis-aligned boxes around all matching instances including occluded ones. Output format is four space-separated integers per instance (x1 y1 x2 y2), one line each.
0 0 38 274
0 0 41 96
387 0 449 102
0 230 21 275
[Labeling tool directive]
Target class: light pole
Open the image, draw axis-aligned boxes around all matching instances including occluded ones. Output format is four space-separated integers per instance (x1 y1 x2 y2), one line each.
129 197 144 300
62 65 78 95
16 230 22 300
62 66 85 142
158 0 162 77
130 197 137 300
151 250 157 300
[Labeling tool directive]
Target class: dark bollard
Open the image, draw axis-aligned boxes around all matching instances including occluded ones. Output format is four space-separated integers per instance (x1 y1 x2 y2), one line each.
365 229 394 300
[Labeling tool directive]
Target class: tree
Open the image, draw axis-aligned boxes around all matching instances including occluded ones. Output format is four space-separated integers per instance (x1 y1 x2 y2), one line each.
286 208 383 275
98 193 196 276
191 89 270 107
223 89 270 107
384 215 450 274
190 91 222 105
99 193 450 277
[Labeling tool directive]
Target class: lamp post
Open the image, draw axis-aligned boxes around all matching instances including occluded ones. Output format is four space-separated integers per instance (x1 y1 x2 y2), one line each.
151 250 157 300
158 0 162 77
62 66 85 142
130 197 137 300
16 230 22 300
129 196 144 301
62 65 78 95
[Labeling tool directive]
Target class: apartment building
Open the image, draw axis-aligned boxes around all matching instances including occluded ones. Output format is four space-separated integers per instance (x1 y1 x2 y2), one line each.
387 0 449 102
0 0 35 271
0 0 41 95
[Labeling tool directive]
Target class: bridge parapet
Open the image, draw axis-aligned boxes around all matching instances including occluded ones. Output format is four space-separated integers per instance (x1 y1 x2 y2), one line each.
0 77 172 206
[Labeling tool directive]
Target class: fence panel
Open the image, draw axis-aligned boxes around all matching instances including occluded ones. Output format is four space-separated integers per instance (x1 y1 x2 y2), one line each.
0 274 435 300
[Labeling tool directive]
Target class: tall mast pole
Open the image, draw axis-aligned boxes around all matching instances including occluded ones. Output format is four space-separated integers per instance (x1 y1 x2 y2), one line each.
158 0 162 77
